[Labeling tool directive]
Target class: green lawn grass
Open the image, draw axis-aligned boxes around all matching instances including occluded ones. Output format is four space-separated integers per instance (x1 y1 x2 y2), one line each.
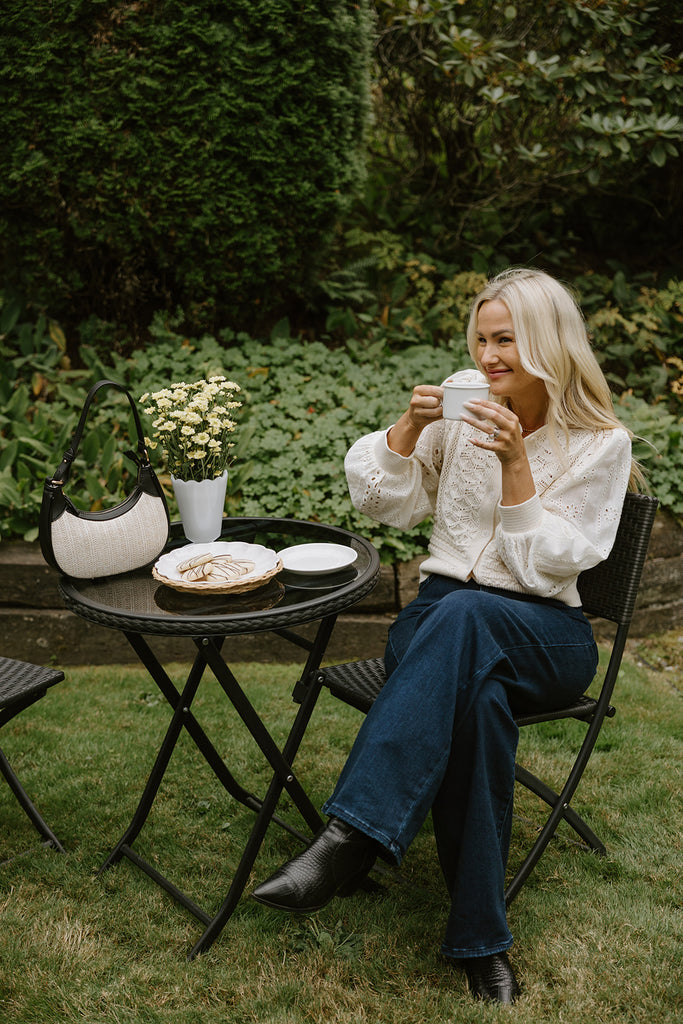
0 641 681 1023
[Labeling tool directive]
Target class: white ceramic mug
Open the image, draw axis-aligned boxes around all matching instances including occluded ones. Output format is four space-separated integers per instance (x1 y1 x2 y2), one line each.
442 381 490 420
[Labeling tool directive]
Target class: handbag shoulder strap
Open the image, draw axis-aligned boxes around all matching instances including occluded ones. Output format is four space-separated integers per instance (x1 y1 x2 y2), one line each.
51 379 148 485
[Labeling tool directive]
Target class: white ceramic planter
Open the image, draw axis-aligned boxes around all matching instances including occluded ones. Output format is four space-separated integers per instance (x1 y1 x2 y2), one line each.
171 471 228 544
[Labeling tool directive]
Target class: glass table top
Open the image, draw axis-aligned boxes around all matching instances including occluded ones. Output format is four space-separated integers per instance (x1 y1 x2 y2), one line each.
59 517 381 636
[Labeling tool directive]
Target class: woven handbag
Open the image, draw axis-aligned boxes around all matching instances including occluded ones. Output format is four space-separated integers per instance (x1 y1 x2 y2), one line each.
40 379 170 579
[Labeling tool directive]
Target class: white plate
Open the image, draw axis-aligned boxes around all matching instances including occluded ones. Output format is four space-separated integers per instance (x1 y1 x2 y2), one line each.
154 541 280 591
278 542 358 576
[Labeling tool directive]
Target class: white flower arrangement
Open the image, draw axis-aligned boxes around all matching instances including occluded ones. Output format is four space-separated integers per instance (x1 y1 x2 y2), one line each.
140 376 242 483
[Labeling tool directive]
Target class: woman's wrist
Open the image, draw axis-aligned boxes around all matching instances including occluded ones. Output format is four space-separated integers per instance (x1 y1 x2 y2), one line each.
500 456 536 506
387 414 422 457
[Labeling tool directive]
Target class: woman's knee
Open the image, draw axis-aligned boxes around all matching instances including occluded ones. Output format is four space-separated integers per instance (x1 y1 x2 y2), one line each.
453 677 519 758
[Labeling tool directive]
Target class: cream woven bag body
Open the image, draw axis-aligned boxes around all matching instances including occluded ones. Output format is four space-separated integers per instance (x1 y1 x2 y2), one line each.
40 380 170 579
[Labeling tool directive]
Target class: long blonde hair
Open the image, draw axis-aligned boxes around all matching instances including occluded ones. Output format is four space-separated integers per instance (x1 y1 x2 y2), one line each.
466 267 643 488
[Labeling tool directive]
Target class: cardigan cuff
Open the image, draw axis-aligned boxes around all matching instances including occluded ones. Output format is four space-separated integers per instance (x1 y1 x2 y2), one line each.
375 428 415 469
498 493 545 533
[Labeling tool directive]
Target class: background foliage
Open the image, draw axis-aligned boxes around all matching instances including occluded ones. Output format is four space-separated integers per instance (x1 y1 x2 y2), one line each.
0 0 372 349
2 272 681 557
1 0 681 349
360 0 683 277
1 0 682 553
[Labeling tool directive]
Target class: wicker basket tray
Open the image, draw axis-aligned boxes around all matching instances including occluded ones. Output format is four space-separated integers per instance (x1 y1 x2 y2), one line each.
152 541 283 595
152 560 283 595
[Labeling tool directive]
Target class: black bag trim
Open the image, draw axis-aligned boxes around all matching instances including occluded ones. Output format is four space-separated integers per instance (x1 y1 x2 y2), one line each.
39 379 170 574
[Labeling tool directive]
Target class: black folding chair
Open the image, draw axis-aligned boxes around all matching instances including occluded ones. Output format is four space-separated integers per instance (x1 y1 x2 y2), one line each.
318 491 659 903
0 657 66 860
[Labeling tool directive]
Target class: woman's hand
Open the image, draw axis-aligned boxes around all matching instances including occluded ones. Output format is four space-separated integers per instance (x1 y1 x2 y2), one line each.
406 385 445 428
387 385 444 456
461 400 527 464
461 399 536 505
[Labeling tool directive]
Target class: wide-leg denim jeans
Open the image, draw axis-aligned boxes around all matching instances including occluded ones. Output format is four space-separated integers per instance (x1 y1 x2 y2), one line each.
323 574 598 959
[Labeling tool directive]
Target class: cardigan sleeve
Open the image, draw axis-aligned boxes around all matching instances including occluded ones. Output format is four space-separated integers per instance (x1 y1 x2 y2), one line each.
344 422 445 530
494 427 632 596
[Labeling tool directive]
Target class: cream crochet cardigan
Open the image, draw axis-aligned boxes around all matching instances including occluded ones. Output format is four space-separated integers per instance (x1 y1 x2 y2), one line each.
345 418 632 607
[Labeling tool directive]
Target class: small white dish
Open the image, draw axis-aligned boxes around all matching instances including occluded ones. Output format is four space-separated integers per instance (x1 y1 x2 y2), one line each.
278 542 358 576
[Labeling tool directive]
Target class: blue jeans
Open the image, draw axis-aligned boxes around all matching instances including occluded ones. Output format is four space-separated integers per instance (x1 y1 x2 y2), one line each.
323 574 598 958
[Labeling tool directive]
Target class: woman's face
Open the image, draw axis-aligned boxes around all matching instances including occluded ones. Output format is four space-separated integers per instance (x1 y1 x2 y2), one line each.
475 299 547 413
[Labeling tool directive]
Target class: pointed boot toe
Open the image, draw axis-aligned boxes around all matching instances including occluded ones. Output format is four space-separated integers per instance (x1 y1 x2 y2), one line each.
252 817 378 913
463 951 521 1004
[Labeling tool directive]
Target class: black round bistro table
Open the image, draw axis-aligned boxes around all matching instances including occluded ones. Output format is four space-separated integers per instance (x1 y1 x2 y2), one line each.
59 517 380 958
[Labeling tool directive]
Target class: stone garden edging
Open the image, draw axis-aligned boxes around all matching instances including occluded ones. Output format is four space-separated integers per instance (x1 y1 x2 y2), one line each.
1 508 681 667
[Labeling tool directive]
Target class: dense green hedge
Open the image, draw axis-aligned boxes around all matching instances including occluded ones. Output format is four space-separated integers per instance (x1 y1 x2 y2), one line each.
0 0 372 346
4 0 681 356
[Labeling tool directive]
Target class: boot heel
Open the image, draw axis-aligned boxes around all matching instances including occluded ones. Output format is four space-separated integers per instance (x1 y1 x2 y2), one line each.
337 864 373 898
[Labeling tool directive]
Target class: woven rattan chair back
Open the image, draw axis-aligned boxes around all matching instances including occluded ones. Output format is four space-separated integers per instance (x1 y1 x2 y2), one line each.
577 492 658 623
0 657 66 860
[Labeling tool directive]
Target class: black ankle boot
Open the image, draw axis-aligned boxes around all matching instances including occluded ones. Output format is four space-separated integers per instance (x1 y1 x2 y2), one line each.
461 951 521 1004
252 817 378 912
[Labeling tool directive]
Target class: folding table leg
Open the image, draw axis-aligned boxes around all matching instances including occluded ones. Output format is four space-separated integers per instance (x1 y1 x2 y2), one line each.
199 639 324 835
188 758 309 959
125 632 313 842
100 614 335 958
99 651 206 871
125 632 269 813
188 634 330 959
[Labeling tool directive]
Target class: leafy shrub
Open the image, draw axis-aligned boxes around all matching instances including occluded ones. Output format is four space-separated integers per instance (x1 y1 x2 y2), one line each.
614 393 683 521
116 316 470 559
359 0 683 274
319 227 488 352
319 236 683 419
579 273 683 410
0 0 372 346
0 295 466 554
131 315 683 538
0 293 153 540
2 280 682 554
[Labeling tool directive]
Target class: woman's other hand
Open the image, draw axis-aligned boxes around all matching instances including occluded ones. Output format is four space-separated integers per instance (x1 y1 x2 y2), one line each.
461 400 536 505
461 400 527 464
387 385 444 456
